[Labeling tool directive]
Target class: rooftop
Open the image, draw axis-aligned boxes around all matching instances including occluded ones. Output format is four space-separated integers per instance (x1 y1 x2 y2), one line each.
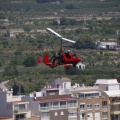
105 90 120 97
70 86 99 93
56 77 71 82
35 96 75 102
8 100 28 103
95 79 119 85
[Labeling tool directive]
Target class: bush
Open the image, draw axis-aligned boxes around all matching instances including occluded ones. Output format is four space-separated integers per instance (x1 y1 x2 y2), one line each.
23 56 37 67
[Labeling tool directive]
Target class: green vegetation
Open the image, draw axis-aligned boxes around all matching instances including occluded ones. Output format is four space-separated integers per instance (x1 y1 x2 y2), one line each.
0 0 120 94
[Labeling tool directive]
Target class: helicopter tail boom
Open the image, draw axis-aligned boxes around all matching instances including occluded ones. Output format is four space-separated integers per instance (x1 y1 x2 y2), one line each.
43 54 50 64
37 56 41 64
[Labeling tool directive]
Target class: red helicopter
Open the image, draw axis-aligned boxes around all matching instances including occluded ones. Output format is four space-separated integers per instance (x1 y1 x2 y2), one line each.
37 28 81 69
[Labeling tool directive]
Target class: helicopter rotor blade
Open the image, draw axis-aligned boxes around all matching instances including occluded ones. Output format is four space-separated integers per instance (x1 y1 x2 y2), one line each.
62 37 76 43
46 28 76 43
46 28 62 38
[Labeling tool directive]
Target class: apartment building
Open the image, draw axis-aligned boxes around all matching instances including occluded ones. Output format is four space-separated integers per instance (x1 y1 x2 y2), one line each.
0 90 31 120
17 78 120 120
95 79 120 120
72 90 110 120
27 77 110 120
37 95 77 120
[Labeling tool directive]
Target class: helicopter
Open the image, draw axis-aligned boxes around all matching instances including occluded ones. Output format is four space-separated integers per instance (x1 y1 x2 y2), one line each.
38 28 82 69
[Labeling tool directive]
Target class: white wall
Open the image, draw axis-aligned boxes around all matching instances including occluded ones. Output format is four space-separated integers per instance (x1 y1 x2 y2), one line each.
6 91 13 102
30 90 46 98
87 112 93 120
62 81 71 89
108 84 119 91
95 112 100 120
26 111 32 118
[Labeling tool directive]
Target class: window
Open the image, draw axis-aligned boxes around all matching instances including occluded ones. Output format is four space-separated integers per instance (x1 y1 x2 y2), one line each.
85 94 92 98
60 101 66 108
95 112 100 120
43 93 45 96
87 104 92 109
55 112 58 116
14 104 26 110
102 101 107 109
80 112 85 119
102 112 108 118
60 101 66 105
51 102 58 109
85 93 99 99
68 112 77 117
94 93 99 98
67 100 76 107
40 103 49 110
61 111 64 115
87 113 93 118
79 93 84 99
80 104 85 110
94 103 100 109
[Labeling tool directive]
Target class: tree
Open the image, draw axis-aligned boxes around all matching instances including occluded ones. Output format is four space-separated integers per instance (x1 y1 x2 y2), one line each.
13 83 19 96
13 82 25 95
23 56 37 67
23 26 31 32
2 40 8 48
75 37 96 49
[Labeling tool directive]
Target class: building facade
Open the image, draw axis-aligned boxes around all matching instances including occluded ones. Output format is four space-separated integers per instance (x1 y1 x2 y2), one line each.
0 90 31 120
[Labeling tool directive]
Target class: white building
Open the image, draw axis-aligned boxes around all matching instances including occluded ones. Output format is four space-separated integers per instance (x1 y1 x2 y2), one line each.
97 42 118 50
95 79 120 91
0 90 31 120
95 79 120 120
29 77 72 98
76 62 85 70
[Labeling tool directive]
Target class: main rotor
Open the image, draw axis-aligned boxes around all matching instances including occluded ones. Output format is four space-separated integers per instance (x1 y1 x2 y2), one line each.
46 28 76 50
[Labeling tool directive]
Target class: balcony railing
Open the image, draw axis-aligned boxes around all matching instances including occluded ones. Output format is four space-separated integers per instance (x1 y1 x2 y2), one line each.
41 116 50 120
102 115 108 119
51 106 59 110
80 108 85 110
14 109 29 114
40 107 49 110
80 118 85 120
67 104 77 108
60 105 66 109
68 115 77 118
102 106 107 109
40 104 77 111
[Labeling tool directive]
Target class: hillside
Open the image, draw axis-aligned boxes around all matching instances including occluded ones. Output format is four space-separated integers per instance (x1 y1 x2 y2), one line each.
0 0 120 94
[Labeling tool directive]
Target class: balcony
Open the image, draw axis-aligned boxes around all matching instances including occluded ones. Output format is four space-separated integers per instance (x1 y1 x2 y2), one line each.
111 105 120 114
40 107 49 110
102 106 107 109
111 111 120 115
14 109 29 114
102 115 108 119
51 106 59 110
111 101 120 105
67 103 77 108
80 108 85 111
41 116 50 120
80 118 85 120
60 105 66 109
